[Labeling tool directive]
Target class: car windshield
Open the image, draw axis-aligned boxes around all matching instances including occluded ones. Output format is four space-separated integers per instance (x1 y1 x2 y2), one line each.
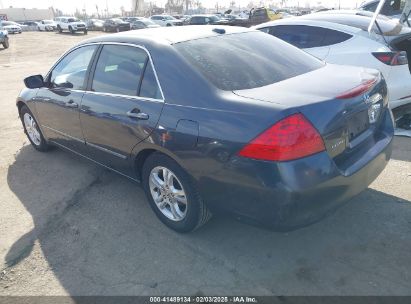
174 31 324 91
112 18 123 23
2 21 13 26
163 16 175 20
68 18 80 22
210 16 220 21
44 20 53 24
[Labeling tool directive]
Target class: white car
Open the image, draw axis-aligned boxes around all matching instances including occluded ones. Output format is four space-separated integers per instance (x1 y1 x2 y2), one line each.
254 14 411 112
55 16 87 34
150 15 183 26
37 20 57 31
1 21 22 34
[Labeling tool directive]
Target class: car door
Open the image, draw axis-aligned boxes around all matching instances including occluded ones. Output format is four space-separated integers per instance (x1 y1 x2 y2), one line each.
35 44 98 151
80 44 164 176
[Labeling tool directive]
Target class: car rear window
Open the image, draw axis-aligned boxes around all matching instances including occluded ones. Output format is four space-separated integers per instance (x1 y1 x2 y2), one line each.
174 31 324 91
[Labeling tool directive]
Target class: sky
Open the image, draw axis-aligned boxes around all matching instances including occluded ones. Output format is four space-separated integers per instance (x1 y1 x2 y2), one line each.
1 0 363 14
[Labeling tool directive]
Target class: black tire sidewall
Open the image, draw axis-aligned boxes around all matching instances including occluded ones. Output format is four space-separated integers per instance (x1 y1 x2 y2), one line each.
3 38 9 49
20 106 49 152
142 153 203 233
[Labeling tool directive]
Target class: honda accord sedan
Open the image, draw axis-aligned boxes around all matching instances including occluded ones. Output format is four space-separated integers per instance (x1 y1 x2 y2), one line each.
17 26 394 232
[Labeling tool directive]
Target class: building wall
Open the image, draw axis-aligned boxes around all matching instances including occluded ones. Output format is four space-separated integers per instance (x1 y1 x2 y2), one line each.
0 8 54 21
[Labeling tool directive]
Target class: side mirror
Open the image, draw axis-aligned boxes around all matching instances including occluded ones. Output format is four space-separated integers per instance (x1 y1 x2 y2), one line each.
24 75 45 89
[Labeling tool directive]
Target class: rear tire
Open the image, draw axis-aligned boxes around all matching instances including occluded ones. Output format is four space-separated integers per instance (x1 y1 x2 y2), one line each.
2 37 9 49
20 105 50 152
142 152 211 233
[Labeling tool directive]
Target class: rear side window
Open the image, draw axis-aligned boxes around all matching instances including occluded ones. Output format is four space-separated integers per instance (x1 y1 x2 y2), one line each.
92 45 161 98
174 32 323 91
92 45 147 96
268 25 352 49
140 63 162 99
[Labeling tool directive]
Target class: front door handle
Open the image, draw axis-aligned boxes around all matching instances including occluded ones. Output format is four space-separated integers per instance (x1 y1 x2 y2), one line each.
126 109 149 120
65 100 78 108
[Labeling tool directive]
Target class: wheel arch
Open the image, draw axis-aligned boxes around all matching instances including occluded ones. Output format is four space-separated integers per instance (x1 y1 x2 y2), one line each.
132 145 186 182
16 100 27 116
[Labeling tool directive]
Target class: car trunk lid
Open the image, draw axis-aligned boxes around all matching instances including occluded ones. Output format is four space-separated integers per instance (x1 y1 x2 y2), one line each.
233 64 389 174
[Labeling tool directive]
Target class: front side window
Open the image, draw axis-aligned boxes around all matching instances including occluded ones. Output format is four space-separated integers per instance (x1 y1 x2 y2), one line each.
92 45 161 98
175 31 323 91
50 45 97 90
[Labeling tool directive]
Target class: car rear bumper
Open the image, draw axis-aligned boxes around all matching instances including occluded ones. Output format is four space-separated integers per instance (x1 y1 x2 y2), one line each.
199 109 394 230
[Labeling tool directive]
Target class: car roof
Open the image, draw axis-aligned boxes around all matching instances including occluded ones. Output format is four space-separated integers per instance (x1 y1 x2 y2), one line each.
254 18 363 35
299 12 409 35
80 25 254 45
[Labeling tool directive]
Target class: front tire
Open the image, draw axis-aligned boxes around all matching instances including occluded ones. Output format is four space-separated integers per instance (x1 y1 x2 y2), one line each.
142 152 211 233
20 105 50 152
57 25 63 33
69 26 75 34
2 37 9 49
84 29 88 35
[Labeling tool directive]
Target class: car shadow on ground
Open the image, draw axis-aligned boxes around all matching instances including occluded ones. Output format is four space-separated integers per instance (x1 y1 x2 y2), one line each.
5 144 411 295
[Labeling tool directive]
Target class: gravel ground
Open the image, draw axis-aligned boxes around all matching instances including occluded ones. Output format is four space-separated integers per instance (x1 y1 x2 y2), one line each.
0 32 411 296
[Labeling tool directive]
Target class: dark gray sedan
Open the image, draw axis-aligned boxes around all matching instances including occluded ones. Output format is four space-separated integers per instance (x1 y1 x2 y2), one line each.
17 26 394 232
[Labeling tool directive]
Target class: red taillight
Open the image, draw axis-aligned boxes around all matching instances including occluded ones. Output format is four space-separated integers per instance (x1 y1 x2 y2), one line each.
238 113 325 162
372 51 408 66
336 77 377 99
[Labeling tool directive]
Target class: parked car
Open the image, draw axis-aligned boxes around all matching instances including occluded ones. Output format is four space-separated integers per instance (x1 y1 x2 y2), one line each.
229 7 282 27
86 19 104 31
359 0 404 18
103 18 131 32
17 26 393 232
21 21 38 27
255 14 411 113
189 15 229 25
131 18 160 29
55 16 87 34
1 21 22 34
150 15 183 26
37 20 57 31
0 21 9 49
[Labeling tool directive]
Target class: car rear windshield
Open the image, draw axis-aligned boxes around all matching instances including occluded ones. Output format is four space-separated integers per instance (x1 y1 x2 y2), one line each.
174 31 324 91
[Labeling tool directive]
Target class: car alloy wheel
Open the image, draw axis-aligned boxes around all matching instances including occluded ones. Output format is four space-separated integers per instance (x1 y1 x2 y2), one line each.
23 113 41 146
149 166 187 221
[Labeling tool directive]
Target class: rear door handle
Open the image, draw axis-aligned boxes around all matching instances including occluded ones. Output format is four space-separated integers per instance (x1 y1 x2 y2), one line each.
65 100 78 108
126 110 149 120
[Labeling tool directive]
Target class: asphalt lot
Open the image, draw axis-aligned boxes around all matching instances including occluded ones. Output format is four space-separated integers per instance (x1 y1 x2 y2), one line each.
0 31 411 296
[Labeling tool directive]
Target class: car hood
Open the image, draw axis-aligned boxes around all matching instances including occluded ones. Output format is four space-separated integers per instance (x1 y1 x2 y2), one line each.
71 22 86 26
4 25 21 29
